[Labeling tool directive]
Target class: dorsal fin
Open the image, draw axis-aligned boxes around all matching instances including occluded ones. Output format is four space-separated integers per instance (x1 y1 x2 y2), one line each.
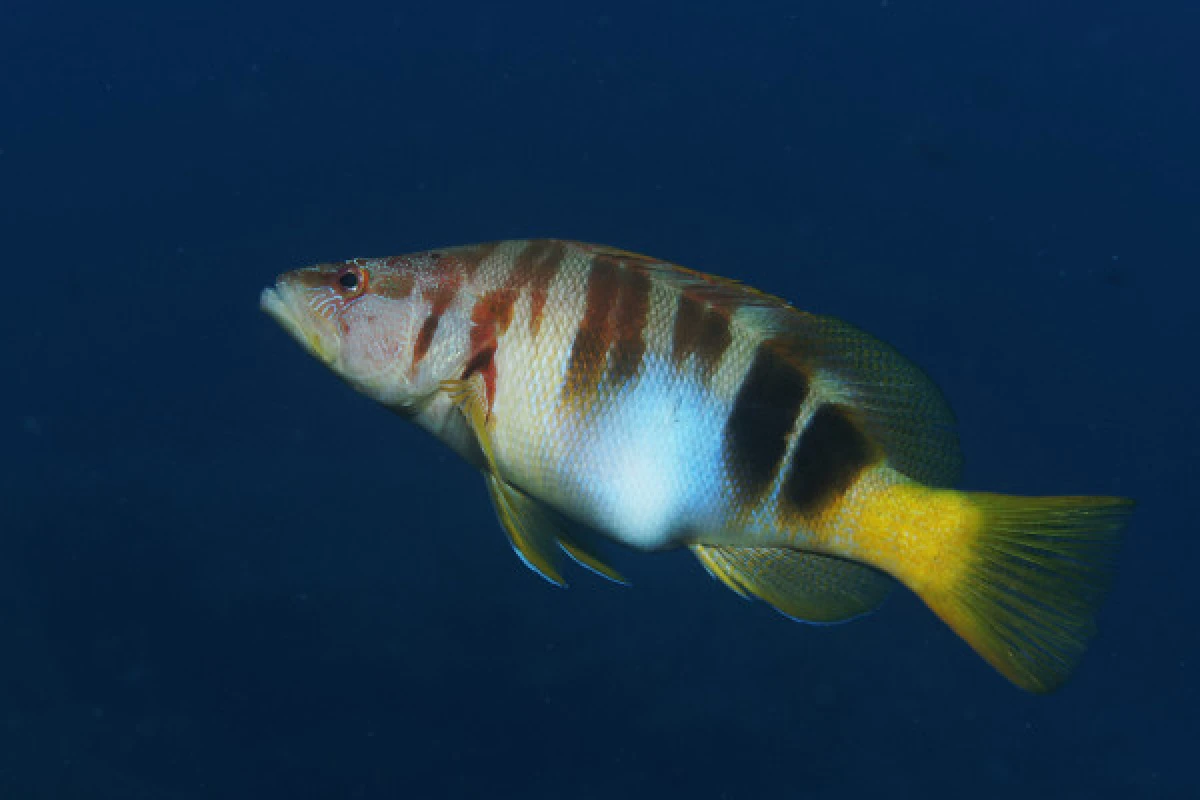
580 243 792 311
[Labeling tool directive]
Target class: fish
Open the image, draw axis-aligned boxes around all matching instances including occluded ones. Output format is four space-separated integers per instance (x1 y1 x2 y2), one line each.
260 239 1132 692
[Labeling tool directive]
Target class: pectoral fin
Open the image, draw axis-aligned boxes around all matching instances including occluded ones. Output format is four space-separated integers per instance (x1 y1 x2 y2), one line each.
440 375 497 466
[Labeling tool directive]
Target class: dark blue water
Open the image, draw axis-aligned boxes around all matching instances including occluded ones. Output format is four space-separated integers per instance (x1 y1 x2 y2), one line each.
3 1 1195 797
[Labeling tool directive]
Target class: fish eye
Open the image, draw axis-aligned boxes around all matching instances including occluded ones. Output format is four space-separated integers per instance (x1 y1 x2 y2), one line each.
336 267 364 294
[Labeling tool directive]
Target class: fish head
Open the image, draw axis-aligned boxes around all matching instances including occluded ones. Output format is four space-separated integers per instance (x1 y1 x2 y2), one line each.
261 255 464 412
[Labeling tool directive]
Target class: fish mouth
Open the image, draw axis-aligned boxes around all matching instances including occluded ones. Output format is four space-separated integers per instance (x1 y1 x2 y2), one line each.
260 283 339 366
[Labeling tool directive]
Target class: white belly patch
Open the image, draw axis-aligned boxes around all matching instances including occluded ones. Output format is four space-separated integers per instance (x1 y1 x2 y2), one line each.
561 357 726 549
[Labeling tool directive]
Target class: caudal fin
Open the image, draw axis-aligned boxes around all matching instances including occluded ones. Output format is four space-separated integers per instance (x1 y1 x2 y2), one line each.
921 493 1132 693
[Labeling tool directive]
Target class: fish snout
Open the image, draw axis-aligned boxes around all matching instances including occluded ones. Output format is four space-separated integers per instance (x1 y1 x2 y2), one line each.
260 279 341 366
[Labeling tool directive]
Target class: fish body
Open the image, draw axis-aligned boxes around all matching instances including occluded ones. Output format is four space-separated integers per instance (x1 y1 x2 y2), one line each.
262 239 1131 692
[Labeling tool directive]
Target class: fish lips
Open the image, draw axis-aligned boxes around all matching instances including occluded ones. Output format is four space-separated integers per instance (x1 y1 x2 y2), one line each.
260 283 340 367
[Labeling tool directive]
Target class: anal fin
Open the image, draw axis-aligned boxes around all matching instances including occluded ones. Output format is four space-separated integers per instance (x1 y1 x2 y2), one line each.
692 544 893 624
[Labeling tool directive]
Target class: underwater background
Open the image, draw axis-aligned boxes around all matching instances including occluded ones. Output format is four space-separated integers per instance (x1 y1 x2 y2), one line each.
2 0 1195 797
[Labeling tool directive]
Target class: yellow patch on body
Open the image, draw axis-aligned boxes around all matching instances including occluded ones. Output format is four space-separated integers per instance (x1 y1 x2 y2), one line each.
804 465 982 594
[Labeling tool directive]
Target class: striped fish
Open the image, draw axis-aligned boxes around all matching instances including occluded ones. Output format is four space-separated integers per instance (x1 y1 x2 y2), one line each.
261 239 1131 692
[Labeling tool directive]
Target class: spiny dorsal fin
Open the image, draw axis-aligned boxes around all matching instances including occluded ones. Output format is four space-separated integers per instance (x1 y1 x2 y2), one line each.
581 243 793 311
692 544 893 624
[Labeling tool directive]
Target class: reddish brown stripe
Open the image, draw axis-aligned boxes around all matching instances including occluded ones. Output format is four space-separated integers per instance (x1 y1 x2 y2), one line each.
413 316 439 366
563 256 621 403
464 288 519 412
411 272 463 368
672 291 732 377
508 240 566 337
606 261 652 385
470 288 518 338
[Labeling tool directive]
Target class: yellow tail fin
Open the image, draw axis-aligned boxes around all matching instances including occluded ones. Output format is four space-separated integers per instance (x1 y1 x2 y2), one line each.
917 493 1132 693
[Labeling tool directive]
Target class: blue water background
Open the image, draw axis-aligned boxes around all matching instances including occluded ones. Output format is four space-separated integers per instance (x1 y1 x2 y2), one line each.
2 1 1195 797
